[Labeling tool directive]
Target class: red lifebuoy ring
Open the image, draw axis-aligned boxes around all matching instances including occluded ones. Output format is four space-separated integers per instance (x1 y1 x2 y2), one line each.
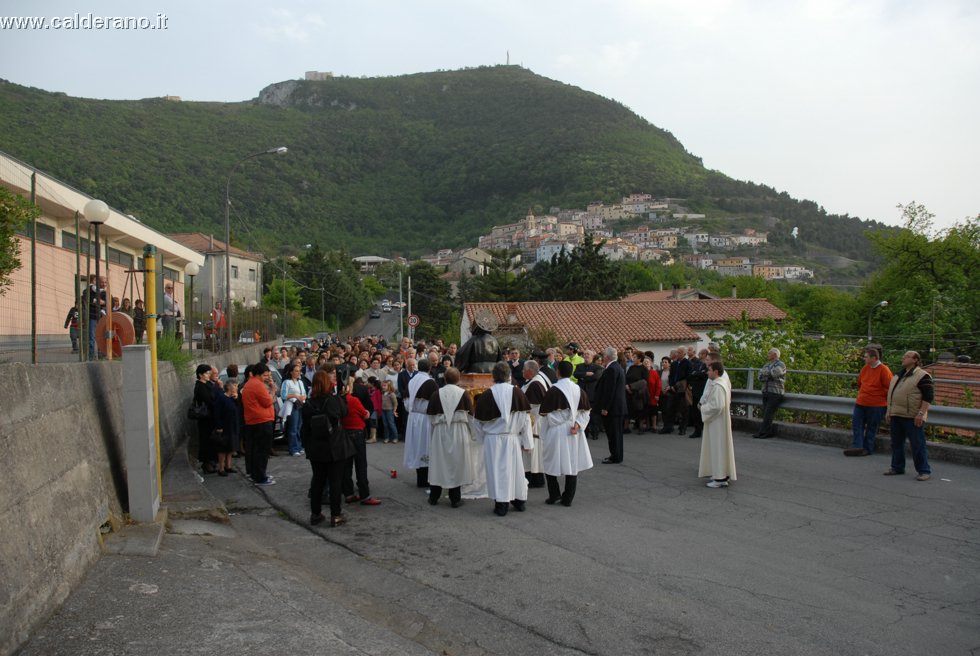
96 312 136 358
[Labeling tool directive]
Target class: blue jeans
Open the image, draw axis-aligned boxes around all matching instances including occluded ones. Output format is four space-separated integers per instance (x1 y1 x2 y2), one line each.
851 404 886 452
889 417 931 475
382 410 398 442
286 406 303 454
88 318 99 359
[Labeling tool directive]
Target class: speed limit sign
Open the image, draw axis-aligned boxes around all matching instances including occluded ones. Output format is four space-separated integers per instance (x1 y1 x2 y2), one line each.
407 314 420 328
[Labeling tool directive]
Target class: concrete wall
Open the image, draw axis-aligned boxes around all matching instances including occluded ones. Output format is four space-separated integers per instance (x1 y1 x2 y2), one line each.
0 342 267 656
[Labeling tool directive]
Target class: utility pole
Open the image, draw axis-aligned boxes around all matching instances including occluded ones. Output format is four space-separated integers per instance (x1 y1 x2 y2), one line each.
398 270 404 341
407 275 413 341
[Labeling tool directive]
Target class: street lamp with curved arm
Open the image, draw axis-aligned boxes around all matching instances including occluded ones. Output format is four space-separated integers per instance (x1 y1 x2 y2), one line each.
867 300 888 343
224 146 287 350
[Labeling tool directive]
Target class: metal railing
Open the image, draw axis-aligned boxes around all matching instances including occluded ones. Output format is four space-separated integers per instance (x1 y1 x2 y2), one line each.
729 368 980 433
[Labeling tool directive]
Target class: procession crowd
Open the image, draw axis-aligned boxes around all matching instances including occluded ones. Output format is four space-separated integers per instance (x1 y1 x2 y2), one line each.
190 333 935 527
188 334 739 526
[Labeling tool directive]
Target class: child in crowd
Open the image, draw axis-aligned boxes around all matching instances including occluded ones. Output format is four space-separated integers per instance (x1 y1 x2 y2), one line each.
381 380 399 444
213 380 241 476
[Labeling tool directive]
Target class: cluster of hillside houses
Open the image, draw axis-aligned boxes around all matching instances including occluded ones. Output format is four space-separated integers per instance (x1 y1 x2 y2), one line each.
0 150 808 351
420 195 813 281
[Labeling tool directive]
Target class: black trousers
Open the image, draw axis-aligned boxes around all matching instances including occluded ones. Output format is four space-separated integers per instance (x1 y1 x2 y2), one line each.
690 404 704 435
197 419 216 466
245 421 274 482
603 413 624 462
342 429 370 498
546 474 578 504
429 485 461 503
586 408 602 439
310 459 345 518
758 392 784 437
396 398 408 438
674 392 690 431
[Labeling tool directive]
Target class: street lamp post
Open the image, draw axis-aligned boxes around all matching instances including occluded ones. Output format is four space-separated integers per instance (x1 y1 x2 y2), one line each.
867 300 888 343
224 146 287 352
229 290 236 345
184 262 199 351
83 199 109 360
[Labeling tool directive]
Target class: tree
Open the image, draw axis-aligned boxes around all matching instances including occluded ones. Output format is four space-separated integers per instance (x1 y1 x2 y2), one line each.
527 235 628 300
0 188 38 295
862 203 980 361
263 277 305 313
406 261 455 340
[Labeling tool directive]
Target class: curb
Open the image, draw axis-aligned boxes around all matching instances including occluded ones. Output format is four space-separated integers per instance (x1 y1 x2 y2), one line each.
733 417 980 468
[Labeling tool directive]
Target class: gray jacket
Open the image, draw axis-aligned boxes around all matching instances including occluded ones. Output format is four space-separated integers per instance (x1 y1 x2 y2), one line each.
758 359 786 395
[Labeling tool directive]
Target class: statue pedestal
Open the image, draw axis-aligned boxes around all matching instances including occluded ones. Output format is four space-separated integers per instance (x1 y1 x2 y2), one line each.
459 373 493 404
459 373 493 391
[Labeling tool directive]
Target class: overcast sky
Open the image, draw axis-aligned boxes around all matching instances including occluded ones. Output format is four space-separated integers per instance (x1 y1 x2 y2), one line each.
2 0 977 231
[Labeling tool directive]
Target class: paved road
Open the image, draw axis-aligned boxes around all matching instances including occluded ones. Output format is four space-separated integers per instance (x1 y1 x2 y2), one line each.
359 307 402 343
22 429 980 655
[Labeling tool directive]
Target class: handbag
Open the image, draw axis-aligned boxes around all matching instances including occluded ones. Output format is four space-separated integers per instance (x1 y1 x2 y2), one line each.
187 401 210 420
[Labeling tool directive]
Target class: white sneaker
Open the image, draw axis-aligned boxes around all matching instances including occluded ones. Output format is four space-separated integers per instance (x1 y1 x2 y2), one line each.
706 480 729 488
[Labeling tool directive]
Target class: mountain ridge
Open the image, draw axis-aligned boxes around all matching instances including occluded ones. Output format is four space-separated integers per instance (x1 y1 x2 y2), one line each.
0 66 888 272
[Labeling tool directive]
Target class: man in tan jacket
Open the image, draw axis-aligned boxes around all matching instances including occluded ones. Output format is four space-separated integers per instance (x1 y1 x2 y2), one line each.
884 351 933 481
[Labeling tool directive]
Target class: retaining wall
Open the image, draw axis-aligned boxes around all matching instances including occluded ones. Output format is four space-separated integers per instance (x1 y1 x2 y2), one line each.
0 343 267 656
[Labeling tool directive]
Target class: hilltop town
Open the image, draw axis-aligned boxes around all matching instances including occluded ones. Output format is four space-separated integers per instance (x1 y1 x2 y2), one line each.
418 194 814 281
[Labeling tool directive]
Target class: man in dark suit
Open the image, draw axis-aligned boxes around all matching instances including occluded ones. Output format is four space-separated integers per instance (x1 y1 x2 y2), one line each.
594 346 628 463
660 348 692 434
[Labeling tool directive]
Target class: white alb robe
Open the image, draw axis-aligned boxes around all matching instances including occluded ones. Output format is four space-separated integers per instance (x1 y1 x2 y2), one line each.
698 375 737 480
473 384 533 502
427 385 474 488
404 372 433 469
521 372 550 474
540 379 594 476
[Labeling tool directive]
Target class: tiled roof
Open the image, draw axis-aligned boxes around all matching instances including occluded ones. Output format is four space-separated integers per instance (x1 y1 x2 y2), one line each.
623 288 717 301
924 362 980 409
168 232 264 261
464 299 787 352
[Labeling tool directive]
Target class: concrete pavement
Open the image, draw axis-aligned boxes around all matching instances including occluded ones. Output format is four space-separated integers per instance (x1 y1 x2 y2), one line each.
17 428 980 655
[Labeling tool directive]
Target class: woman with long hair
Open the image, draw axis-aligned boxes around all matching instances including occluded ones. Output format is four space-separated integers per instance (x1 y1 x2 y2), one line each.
381 380 399 444
301 368 351 527
281 363 307 456
340 379 382 507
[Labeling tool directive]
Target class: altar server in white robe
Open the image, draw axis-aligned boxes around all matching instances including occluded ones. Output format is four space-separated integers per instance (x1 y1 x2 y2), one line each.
472 362 533 517
521 359 551 488
405 358 439 488
538 360 593 506
698 361 737 488
460 420 489 500
426 367 474 507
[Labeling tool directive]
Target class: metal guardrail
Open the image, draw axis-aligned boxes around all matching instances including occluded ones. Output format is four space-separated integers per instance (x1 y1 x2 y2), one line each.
730 389 980 432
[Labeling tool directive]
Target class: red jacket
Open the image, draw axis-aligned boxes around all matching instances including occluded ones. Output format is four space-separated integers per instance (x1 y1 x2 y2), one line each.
341 394 369 430
242 376 274 425
647 370 662 405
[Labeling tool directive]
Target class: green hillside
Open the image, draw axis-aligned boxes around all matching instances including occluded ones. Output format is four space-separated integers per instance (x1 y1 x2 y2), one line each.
0 66 889 262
